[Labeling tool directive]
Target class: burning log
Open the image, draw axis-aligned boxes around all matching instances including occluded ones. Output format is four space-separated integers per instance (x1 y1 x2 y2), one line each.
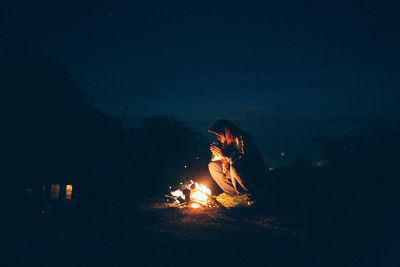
164 195 177 200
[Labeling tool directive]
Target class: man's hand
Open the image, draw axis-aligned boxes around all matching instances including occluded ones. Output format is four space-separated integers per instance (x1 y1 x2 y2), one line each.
210 144 223 158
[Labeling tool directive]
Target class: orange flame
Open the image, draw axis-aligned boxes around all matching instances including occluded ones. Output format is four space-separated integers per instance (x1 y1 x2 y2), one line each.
171 181 211 208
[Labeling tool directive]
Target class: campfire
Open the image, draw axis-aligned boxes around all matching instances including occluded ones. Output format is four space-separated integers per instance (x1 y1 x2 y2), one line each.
166 180 217 208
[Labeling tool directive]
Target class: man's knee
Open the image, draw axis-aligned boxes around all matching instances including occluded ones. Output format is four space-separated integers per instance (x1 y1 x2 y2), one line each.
208 161 221 171
208 161 223 178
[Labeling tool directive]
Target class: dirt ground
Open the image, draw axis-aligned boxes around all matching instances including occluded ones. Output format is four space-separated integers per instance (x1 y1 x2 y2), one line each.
122 196 385 266
2 196 396 266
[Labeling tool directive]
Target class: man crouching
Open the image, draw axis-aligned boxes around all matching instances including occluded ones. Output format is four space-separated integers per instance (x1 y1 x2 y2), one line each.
208 119 267 203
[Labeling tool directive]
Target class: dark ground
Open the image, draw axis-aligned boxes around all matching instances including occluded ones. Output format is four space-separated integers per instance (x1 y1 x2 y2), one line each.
1 196 398 267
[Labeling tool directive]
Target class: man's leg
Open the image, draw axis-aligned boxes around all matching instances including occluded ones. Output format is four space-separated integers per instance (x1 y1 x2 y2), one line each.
231 165 257 206
230 165 249 193
208 161 239 195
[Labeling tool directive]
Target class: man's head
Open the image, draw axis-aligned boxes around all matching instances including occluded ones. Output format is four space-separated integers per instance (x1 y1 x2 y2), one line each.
209 119 238 144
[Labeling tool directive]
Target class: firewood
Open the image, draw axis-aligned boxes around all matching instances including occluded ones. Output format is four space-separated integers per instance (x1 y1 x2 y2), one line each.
177 196 185 203
164 195 177 200
183 189 191 203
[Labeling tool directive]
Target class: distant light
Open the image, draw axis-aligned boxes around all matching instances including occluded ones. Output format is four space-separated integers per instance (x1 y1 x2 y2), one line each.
180 182 183 185
312 160 330 168
184 165 187 168
196 157 199 160
280 152 286 157
269 167 275 171
66 185 73 200
169 186 172 189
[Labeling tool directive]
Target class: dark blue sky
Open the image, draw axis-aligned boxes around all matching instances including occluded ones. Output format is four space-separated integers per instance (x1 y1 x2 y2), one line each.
2 0 399 166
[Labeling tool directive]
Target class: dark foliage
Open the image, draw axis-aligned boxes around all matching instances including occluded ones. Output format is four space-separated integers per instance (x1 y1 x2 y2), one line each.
268 125 400 220
0 38 208 200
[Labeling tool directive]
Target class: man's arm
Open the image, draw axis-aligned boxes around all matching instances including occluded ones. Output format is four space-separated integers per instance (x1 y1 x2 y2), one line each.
221 136 246 164
210 144 231 178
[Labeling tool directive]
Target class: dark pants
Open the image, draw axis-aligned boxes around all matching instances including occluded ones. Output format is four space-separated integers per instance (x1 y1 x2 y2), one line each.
208 161 249 195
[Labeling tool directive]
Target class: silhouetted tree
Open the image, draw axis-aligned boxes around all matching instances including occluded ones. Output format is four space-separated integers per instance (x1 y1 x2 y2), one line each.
0 37 208 200
0 37 126 199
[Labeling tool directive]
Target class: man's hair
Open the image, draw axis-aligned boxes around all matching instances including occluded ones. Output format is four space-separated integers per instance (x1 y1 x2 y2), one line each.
209 119 241 136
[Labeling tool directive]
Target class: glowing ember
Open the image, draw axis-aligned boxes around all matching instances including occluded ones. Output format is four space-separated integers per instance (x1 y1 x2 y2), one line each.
190 203 201 209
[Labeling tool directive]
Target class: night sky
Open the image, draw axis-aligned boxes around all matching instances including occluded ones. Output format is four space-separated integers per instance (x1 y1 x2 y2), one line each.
2 0 399 166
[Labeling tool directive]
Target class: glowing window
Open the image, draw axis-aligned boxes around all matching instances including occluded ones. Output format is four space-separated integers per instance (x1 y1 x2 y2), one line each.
66 185 73 200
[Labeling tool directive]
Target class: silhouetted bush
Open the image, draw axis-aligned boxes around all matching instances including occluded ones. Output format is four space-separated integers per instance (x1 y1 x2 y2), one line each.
0 37 208 200
268 125 400 217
